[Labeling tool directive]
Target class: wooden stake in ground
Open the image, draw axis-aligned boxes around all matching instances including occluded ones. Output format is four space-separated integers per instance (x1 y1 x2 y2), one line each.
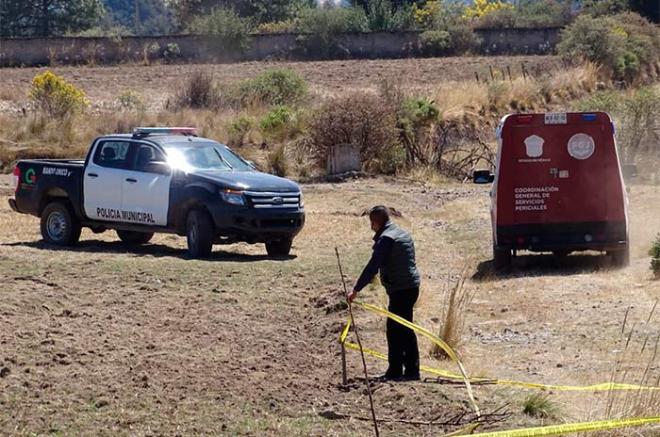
335 247 380 437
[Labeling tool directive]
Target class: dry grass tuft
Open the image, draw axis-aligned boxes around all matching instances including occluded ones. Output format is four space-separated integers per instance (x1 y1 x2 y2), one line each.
522 393 562 419
431 270 475 359
589 302 660 436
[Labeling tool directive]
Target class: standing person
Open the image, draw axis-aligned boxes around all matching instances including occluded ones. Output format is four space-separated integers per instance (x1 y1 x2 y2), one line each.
347 206 421 381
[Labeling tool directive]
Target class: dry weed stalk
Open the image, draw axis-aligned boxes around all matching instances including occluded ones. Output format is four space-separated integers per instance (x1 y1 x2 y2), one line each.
431 270 475 360
595 301 660 436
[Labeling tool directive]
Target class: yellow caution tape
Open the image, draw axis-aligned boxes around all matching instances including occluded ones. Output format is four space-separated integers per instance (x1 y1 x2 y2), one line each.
340 302 660 392
469 416 660 437
352 301 481 415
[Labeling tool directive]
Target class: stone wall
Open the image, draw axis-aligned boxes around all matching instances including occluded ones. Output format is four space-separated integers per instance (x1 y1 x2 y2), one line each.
0 28 561 67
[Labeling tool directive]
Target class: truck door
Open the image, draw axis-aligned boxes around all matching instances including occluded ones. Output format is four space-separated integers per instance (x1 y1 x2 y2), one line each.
121 143 172 226
83 140 134 222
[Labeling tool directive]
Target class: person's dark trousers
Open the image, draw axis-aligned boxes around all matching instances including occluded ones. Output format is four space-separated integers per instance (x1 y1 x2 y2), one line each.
385 287 420 378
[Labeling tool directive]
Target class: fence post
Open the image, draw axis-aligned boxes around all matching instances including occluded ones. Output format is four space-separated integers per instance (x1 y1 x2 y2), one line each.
341 342 348 385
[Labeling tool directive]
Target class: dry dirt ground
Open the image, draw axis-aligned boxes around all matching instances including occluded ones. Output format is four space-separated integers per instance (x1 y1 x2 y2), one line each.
1 174 660 436
0 56 563 113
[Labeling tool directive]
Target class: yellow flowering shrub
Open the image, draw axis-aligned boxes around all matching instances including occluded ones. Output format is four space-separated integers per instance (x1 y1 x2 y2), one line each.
29 71 90 118
463 0 514 20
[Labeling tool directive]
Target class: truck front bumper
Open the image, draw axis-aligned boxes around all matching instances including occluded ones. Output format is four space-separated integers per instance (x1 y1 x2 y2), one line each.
207 205 305 243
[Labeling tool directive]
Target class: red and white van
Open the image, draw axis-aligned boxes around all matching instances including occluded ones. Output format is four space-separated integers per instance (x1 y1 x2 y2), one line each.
475 112 629 269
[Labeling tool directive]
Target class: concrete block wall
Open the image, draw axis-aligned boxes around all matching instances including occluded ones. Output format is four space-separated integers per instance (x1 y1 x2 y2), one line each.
0 28 561 67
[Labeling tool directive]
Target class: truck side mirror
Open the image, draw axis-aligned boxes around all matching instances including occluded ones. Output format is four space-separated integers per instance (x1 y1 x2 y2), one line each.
473 169 494 184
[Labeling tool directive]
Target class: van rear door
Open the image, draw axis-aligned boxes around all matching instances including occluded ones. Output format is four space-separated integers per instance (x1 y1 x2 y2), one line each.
495 112 626 249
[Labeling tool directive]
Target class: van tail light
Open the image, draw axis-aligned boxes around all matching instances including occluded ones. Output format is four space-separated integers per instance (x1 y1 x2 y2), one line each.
12 166 20 192
516 115 534 124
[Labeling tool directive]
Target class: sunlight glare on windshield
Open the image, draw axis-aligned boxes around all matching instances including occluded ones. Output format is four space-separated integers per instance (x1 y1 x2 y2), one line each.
166 148 195 172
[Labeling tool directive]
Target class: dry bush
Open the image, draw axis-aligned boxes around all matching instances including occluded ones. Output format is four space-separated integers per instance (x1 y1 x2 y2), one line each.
173 70 217 110
308 92 401 174
267 144 289 177
431 271 475 359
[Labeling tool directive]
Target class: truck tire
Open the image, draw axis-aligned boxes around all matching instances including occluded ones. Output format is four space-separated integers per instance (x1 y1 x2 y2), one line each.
265 238 293 257
493 246 512 271
609 244 630 268
116 230 154 245
186 209 214 258
40 201 81 246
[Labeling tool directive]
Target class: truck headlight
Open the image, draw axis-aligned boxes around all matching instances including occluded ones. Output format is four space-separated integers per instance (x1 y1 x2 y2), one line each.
299 192 304 208
220 189 246 206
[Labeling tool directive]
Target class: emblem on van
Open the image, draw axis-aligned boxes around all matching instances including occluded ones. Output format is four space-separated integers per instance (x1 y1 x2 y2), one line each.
568 133 595 160
272 196 284 205
524 135 544 158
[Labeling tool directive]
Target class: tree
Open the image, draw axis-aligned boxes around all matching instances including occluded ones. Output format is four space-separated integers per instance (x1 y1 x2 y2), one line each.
173 0 313 25
0 0 105 37
102 0 176 34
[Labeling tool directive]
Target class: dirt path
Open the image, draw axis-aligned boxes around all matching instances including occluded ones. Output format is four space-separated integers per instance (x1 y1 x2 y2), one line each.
1 179 659 436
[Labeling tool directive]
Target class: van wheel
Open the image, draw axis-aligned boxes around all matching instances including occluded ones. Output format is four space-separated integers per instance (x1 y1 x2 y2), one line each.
40 201 81 246
266 238 293 257
609 244 630 268
493 246 512 271
116 230 153 245
186 209 214 258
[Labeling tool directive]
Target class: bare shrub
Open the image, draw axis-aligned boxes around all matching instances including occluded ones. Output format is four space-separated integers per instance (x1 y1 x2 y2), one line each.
267 144 289 177
308 93 401 174
431 271 475 359
173 70 217 109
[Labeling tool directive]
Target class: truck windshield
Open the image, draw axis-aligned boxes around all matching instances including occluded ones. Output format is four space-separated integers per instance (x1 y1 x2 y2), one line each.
165 142 253 172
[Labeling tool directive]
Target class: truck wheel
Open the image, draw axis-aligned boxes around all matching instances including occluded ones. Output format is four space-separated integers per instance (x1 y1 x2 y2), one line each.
609 244 630 268
265 238 293 257
493 246 512 271
116 230 154 245
186 209 214 258
40 202 81 246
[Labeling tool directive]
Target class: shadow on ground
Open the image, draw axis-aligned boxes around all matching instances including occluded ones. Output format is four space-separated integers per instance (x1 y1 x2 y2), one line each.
472 253 615 281
3 240 296 262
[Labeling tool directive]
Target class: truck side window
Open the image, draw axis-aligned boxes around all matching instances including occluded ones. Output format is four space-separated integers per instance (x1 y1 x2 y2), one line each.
93 141 131 169
133 144 166 172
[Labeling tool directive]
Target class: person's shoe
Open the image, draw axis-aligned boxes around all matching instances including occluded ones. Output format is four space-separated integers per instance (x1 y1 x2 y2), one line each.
376 371 403 381
401 373 420 381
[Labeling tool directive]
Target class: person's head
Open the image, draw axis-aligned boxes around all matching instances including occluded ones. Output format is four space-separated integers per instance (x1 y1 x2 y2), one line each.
368 205 390 232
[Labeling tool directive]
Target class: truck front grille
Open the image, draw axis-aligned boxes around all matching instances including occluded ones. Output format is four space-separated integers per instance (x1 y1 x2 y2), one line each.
246 191 301 209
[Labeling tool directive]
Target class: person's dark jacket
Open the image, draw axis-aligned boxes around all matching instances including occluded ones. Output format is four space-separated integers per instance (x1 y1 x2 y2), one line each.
354 221 421 294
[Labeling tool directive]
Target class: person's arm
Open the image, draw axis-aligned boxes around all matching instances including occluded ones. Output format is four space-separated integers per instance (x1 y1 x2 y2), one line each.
348 237 393 301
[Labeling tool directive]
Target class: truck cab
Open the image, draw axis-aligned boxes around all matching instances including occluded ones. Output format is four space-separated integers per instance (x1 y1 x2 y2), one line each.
9 128 305 258
475 112 629 270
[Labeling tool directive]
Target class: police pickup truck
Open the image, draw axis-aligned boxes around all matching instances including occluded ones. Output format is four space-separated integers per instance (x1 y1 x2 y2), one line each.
8 128 305 258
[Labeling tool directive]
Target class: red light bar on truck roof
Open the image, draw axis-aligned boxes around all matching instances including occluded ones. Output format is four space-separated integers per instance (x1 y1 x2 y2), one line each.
132 127 198 138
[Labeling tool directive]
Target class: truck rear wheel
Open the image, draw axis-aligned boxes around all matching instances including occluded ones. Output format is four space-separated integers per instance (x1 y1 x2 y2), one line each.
266 238 293 257
40 201 81 246
493 246 512 271
116 230 153 245
186 209 214 258
609 244 630 268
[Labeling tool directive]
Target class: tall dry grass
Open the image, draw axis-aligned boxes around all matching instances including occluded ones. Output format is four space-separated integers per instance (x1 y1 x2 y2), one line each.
434 63 600 119
589 302 660 436
431 270 475 360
